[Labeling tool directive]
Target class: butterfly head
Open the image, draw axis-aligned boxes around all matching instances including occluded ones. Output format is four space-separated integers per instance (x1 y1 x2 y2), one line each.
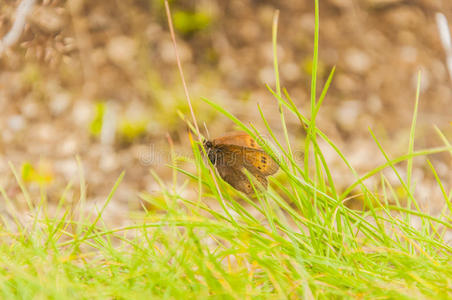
203 140 217 164
203 140 213 149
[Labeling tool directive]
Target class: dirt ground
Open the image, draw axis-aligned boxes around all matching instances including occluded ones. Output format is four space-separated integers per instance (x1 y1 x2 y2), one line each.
0 0 451 224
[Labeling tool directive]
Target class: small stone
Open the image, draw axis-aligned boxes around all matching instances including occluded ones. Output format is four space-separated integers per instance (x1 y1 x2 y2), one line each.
50 92 71 115
7 115 25 131
299 13 316 34
218 56 237 73
107 36 137 66
99 151 118 172
397 30 416 44
37 124 56 142
2 130 13 143
335 100 362 130
88 11 110 31
29 7 66 34
367 94 382 113
330 0 353 9
145 23 162 41
430 59 447 82
344 48 371 74
257 5 275 25
281 62 300 82
399 46 417 64
258 66 275 86
159 39 192 64
59 137 78 155
22 99 40 118
384 7 423 28
91 48 108 67
238 20 260 41
336 74 357 92
72 100 92 124
259 42 285 64
67 0 84 14
55 159 78 179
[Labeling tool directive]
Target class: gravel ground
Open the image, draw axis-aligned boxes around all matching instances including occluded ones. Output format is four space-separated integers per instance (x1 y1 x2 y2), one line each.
0 0 451 225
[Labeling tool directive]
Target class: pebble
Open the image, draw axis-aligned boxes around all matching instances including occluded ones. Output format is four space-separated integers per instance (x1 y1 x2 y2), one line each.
107 36 137 66
344 48 371 74
2 130 13 143
259 42 286 63
49 92 71 115
145 23 163 42
37 124 56 142
348 141 381 169
30 7 66 34
59 137 79 156
329 0 354 9
384 7 424 28
7 115 25 131
99 151 119 172
218 56 237 74
258 66 276 86
367 94 383 113
91 48 108 68
336 74 357 93
430 59 447 82
67 0 83 14
21 97 40 119
238 20 260 41
88 11 111 31
72 100 92 124
159 39 192 64
399 46 418 64
257 5 275 26
299 13 316 34
281 62 300 82
335 100 362 130
55 159 78 179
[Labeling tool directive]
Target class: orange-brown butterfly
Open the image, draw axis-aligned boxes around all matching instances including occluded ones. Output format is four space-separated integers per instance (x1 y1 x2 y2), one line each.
203 132 279 194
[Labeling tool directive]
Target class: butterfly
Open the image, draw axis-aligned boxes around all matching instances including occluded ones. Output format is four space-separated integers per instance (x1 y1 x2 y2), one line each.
203 132 279 194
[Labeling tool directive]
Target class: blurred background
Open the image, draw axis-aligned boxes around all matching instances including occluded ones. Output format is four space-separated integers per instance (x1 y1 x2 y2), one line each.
0 0 451 224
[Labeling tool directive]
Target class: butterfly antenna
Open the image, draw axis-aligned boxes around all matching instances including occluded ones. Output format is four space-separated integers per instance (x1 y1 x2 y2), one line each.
203 122 210 140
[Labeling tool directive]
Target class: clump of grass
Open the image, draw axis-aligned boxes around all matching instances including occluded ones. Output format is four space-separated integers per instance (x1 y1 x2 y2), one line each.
89 101 106 138
117 118 148 143
0 0 451 299
173 10 212 36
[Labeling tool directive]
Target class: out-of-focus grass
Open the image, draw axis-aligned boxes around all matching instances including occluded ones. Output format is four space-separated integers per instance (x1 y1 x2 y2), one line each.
173 10 212 36
89 101 106 137
0 1 451 299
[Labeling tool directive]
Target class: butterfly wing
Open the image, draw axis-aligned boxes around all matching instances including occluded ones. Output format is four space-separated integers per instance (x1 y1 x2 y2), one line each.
212 132 261 149
216 165 255 194
213 144 275 194
215 144 279 176
242 148 279 176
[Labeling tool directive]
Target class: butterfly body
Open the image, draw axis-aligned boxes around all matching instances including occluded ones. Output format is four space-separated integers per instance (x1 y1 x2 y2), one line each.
204 132 278 194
